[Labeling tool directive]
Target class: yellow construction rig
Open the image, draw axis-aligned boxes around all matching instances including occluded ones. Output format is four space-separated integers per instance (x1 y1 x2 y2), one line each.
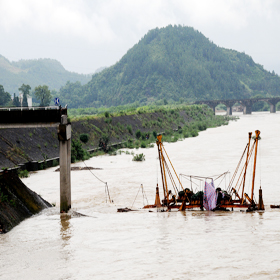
144 131 264 211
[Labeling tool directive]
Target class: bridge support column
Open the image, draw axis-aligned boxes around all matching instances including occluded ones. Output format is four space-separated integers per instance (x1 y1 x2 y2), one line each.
226 106 232 115
211 105 216 115
270 104 276 113
267 98 280 113
207 102 219 115
58 115 71 213
267 101 278 113
243 105 252 114
224 101 235 116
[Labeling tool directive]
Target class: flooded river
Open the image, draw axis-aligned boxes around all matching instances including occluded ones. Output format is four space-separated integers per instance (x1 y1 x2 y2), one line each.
1 112 280 279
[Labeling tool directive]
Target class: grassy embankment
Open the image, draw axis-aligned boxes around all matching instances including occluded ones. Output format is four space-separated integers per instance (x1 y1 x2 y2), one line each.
68 104 236 162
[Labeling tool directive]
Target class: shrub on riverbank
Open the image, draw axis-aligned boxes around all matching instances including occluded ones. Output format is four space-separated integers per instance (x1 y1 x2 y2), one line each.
17 169 29 178
71 140 90 163
132 153 145 161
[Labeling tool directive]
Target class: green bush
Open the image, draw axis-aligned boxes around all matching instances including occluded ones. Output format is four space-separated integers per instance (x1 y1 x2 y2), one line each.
141 142 147 148
197 122 207 131
127 125 133 135
105 117 112 124
80 133 89 143
38 161 48 170
71 139 89 163
100 134 110 146
127 142 134 149
183 131 191 138
108 149 117 155
132 153 145 161
135 129 142 139
191 130 199 137
18 169 29 178
134 140 140 149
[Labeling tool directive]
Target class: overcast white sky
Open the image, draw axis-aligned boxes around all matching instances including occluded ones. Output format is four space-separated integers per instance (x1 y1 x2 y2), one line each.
1 0 280 75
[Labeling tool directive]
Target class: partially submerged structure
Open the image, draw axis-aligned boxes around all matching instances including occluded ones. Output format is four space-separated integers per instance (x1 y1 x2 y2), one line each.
0 170 51 233
143 131 264 212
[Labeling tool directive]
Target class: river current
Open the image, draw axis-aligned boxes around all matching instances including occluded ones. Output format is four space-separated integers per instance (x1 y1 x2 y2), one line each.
1 112 280 280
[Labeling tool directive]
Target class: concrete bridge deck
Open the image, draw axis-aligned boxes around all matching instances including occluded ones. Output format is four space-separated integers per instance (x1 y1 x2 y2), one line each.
0 106 71 213
196 97 280 115
0 106 67 128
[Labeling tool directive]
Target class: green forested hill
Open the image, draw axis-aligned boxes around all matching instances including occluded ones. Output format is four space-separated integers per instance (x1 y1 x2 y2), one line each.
0 55 91 94
58 25 280 108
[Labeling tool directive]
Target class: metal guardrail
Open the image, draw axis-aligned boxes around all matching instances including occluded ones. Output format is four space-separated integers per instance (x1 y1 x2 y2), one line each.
0 106 61 111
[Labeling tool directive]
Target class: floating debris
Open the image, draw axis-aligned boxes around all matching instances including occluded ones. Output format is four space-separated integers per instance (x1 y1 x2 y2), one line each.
117 208 137 212
55 167 102 172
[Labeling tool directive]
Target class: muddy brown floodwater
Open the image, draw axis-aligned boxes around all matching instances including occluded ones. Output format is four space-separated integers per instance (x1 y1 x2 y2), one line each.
1 112 280 280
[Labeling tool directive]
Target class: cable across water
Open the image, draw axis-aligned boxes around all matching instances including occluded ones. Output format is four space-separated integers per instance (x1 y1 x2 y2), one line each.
82 160 113 203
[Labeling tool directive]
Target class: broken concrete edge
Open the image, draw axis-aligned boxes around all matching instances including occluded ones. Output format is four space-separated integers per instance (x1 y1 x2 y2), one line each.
0 169 52 233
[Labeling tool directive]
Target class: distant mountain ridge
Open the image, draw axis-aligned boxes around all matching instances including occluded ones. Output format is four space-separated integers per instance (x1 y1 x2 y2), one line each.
0 55 92 94
58 25 280 108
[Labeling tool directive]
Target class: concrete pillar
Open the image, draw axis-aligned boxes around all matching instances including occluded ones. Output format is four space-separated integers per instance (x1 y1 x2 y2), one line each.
258 187 264 210
226 106 232 115
211 105 216 115
67 138 71 207
59 139 71 212
243 105 252 115
270 103 276 113
58 115 71 213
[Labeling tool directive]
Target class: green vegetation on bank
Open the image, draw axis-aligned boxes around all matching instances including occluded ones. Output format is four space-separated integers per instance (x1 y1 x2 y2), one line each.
68 101 191 119
70 104 235 160
133 153 145 161
0 103 235 170
17 169 29 178
71 139 90 163
68 101 152 119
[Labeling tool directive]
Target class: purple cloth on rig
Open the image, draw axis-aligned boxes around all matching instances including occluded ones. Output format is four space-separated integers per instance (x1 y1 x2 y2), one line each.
203 180 217 211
